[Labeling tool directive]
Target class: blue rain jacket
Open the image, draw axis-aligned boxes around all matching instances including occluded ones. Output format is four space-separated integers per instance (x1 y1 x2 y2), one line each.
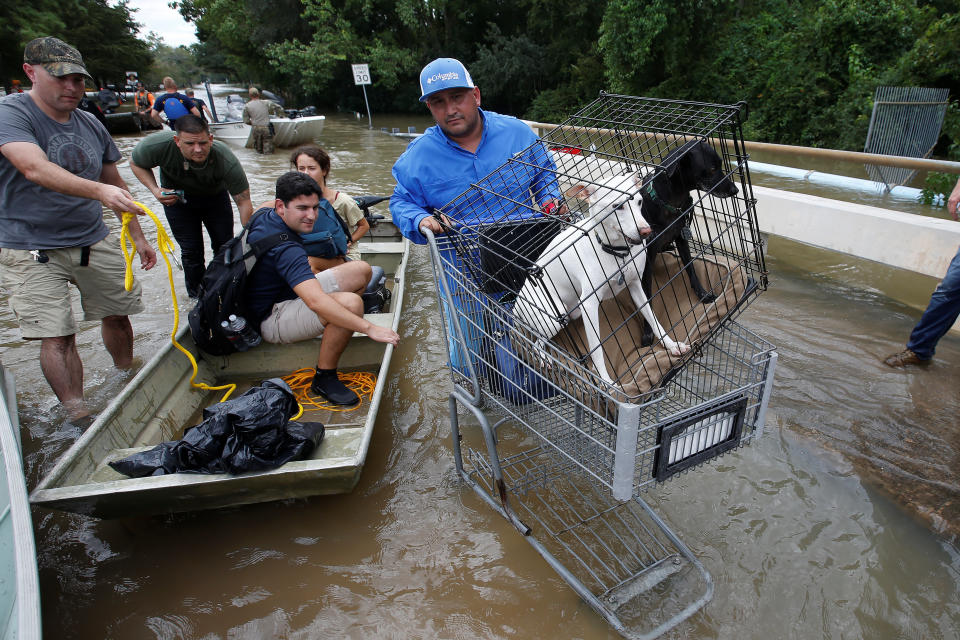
390 109 561 244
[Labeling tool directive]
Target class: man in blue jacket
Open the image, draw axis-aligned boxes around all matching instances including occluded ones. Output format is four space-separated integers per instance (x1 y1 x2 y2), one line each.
390 58 563 376
390 57 562 244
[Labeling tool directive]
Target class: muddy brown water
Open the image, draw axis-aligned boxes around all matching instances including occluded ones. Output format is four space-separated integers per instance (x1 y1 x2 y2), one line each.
2 98 958 638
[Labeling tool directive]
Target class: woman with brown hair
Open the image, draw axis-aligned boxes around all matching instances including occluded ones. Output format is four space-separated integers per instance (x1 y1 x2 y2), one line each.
290 145 370 260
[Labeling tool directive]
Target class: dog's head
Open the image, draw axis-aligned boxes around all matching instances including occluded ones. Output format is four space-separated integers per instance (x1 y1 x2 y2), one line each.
665 140 738 198
568 173 651 245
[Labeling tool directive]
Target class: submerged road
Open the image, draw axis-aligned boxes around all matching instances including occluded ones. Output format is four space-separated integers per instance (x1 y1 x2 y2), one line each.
1 104 957 638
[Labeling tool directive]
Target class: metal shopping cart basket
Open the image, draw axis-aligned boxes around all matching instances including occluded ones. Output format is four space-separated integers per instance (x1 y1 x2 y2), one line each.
424 94 777 638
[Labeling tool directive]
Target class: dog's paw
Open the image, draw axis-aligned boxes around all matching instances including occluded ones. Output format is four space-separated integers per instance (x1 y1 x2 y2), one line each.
532 339 553 370
667 341 691 357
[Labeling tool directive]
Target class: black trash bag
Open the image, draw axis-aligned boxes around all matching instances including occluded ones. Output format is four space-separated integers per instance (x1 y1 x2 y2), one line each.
109 378 325 478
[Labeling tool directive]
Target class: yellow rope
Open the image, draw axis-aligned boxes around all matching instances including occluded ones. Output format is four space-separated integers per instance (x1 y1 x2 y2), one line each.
281 368 377 413
120 202 238 402
121 204 362 421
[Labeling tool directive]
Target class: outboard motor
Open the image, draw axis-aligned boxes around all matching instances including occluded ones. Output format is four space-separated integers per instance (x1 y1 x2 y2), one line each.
261 90 284 106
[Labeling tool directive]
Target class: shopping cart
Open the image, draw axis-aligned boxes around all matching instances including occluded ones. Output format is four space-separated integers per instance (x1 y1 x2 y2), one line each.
425 94 777 638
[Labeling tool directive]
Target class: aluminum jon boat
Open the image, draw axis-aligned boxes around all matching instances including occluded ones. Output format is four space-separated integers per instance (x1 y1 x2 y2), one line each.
0 362 42 639
209 115 326 149
30 218 408 519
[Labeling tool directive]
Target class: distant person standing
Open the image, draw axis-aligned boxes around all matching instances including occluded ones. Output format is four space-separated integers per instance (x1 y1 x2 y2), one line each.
133 81 154 113
884 176 960 367
185 88 214 122
129 115 253 297
0 36 157 423
242 87 282 154
149 76 200 130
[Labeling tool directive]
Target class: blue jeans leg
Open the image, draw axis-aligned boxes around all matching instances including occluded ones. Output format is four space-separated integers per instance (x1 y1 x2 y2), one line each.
906 244 960 359
163 191 235 297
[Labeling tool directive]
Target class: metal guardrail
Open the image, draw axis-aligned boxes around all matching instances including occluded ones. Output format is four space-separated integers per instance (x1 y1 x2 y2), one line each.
522 120 960 175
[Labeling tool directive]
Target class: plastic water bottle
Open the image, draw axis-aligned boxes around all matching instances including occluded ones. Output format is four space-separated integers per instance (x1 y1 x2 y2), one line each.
220 320 247 351
227 314 261 349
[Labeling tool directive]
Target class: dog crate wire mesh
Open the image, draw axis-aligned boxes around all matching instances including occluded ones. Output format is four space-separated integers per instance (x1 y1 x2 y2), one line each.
425 94 777 638
429 93 774 498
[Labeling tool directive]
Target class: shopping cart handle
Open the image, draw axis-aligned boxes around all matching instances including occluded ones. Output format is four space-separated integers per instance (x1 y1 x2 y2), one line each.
436 213 458 230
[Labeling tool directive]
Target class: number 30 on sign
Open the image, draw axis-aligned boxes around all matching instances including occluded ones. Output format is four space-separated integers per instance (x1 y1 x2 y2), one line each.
352 64 371 86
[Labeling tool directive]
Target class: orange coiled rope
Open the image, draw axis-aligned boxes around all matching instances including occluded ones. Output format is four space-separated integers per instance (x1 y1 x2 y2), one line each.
281 368 377 413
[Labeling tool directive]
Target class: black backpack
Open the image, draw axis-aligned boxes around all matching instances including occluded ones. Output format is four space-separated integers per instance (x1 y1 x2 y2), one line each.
188 220 297 356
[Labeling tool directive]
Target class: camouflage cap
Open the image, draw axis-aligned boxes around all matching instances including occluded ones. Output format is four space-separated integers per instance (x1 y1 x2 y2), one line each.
23 37 92 79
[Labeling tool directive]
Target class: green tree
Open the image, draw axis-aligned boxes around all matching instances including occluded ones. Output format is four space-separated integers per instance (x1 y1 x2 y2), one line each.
0 0 150 91
169 0 959 155
597 0 958 151
142 34 206 90
66 0 153 88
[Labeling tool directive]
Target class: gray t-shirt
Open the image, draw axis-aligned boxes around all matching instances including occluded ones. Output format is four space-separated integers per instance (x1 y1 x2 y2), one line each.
0 92 120 249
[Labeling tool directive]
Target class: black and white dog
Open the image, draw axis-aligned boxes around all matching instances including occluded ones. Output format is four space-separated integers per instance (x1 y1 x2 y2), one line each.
513 173 690 385
640 140 739 308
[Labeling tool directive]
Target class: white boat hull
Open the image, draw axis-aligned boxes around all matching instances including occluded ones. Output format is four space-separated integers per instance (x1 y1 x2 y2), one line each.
209 115 326 149
208 120 251 147
269 115 325 148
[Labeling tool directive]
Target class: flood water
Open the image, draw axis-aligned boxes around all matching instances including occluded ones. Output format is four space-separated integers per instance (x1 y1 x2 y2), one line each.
2 92 959 638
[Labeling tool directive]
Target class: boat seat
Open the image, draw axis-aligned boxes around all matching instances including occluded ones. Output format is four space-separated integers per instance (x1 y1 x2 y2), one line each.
358 241 404 254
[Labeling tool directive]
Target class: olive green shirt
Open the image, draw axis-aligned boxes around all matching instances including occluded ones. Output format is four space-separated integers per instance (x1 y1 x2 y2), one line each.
131 130 249 196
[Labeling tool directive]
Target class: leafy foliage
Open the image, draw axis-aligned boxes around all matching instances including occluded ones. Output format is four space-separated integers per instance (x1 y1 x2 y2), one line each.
0 0 151 90
4 0 957 156
919 171 958 206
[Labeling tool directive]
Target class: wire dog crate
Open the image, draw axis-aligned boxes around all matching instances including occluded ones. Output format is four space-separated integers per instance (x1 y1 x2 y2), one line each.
425 94 777 638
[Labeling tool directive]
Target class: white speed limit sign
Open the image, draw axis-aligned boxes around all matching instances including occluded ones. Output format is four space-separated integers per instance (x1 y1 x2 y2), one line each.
352 64 371 85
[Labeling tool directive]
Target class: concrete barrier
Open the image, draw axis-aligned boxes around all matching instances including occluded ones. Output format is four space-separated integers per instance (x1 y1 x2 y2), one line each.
753 185 960 332
752 185 960 279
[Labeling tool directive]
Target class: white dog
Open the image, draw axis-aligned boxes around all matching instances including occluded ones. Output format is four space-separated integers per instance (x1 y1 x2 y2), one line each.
512 173 690 385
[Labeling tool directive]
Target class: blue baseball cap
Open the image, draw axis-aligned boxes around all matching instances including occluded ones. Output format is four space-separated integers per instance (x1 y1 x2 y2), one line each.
419 58 475 102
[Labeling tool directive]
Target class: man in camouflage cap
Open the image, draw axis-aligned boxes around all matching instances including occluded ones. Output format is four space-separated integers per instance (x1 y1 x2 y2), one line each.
23 36 94 79
0 37 157 425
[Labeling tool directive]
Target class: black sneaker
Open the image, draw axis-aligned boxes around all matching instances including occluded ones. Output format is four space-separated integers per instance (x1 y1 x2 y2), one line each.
310 370 360 407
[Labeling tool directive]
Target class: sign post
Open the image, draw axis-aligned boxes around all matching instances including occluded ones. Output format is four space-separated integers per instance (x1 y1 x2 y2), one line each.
352 63 373 129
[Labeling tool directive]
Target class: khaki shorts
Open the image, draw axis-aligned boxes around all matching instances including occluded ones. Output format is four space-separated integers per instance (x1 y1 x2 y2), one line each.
258 269 340 344
0 236 144 339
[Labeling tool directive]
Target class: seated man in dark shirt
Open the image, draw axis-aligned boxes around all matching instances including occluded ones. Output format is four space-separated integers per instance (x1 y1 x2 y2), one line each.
244 171 400 405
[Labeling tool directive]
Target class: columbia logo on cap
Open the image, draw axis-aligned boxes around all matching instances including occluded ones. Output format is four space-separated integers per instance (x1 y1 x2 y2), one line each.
419 58 475 102
426 72 461 85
